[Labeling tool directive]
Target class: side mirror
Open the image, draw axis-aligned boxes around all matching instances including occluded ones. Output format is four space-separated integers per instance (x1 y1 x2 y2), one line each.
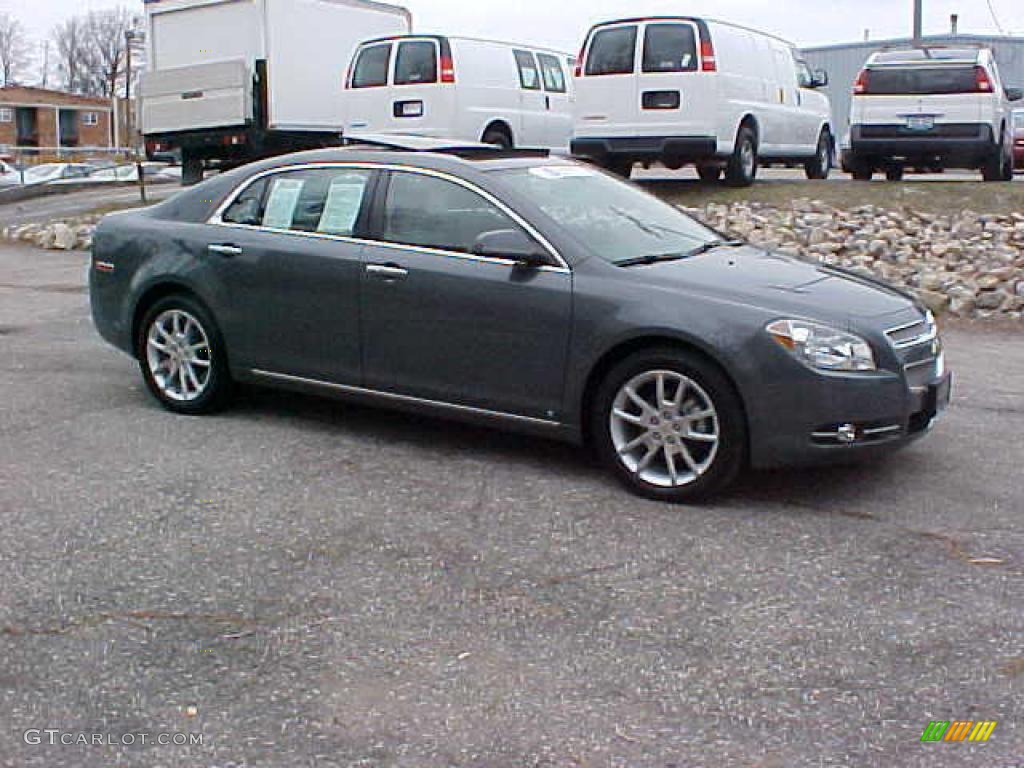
1006 87 1023 102
472 229 550 267
810 70 829 88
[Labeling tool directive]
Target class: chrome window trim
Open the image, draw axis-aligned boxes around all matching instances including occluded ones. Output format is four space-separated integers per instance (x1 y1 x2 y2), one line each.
249 369 563 428
207 162 571 274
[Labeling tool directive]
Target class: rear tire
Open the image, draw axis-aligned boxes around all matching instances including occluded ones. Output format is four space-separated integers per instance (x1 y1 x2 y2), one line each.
697 165 722 182
591 348 747 503
603 157 634 178
725 126 758 187
181 152 203 186
481 127 513 150
885 166 904 182
982 128 1012 182
137 295 233 415
850 160 873 181
804 130 832 180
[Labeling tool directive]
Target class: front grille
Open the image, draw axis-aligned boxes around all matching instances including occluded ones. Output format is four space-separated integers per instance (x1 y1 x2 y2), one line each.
886 315 936 349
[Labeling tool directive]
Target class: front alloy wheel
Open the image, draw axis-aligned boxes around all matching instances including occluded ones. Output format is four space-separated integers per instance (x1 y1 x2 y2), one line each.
593 349 746 502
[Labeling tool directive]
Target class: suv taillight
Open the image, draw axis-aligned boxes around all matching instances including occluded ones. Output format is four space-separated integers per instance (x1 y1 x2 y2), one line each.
700 39 717 72
853 69 869 95
975 65 994 93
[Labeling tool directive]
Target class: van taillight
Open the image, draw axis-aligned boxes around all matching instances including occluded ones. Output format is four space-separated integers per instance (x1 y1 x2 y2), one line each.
344 61 353 89
975 65 994 93
574 44 585 77
440 53 456 83
700 39 717 72
853 69 869 94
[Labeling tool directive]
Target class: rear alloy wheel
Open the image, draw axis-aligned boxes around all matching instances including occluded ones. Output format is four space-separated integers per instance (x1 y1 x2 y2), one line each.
593 349 746 502
138 296 232 415
804 130 832 180
725 126 758 187
697 165 722 182
885 166 904 182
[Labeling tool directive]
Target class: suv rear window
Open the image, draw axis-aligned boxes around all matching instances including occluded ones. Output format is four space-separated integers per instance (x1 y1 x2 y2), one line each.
585 26 637 76
352 44 391 88
643 24 697 73
864 66 980 95
395 41 438 85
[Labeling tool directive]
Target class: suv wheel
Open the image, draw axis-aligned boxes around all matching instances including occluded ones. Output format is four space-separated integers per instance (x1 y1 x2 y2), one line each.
725 126 758 187
982 128 1012 182
804 130 831 180
137 295 233 415
592 348 746 503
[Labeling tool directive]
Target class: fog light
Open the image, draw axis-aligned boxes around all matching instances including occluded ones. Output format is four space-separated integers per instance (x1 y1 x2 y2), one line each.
836 423 858 444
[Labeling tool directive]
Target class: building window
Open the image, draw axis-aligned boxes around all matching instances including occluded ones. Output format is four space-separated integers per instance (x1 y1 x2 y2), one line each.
0 108 12 123
81 112 98 126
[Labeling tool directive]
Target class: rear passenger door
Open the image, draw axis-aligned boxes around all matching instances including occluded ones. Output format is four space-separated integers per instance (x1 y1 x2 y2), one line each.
209 166 374 384
388 38 442 134
514 50 548 147
577 24 639 130
537 53 572 150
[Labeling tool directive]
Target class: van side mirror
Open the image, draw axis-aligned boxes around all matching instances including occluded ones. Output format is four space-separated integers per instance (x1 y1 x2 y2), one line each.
810 70 829 88
472 229 550 267
1006 87 1023 102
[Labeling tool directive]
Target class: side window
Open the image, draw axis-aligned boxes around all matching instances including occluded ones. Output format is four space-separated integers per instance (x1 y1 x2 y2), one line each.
222 177 269 226
537 53 567 93
514 50 541 91
352 44 392 88
237 169 371 235
585 25 638 76
642 24 697 73
795 58 813 88
382 172 530 255
395 40 438 86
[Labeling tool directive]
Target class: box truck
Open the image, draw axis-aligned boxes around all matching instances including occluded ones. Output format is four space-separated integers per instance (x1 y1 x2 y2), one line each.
140 0 411 184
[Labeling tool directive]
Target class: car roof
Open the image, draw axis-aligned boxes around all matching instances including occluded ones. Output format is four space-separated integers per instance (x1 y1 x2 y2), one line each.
868 47 984 66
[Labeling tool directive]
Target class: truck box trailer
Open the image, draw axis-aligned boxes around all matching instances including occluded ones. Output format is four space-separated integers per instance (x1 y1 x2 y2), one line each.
141 0 411 183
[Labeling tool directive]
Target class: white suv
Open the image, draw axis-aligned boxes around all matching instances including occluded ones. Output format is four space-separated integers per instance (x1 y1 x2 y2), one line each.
844 46 1023 182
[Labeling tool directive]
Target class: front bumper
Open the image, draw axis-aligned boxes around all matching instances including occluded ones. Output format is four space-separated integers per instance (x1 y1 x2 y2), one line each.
571 135 717 162
848 123 994 166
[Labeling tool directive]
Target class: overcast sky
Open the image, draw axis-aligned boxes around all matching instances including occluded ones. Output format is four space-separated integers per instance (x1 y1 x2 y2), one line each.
5 0 1023 58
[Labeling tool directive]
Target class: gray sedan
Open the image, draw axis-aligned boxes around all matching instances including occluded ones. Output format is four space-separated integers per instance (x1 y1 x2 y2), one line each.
89 139 951 502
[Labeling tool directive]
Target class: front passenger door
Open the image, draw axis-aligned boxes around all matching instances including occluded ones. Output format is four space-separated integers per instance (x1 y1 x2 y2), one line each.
359 169 572 421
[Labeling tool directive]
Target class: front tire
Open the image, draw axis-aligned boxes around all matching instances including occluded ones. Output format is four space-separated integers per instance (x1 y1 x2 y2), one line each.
725 126 758 187
591 348 746 503
804 130 832 180
137 295 233 415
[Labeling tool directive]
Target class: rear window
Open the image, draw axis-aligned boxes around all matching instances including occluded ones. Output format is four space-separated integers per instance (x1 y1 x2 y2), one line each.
642 24 697 73
864 66 980 95
585 25 637 76
395 40 438 86
352 44 391 88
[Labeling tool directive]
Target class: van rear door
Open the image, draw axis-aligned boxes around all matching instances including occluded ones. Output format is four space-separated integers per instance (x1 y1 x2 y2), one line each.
575 23 639 134
346 41 395 133
634 21 711 139
387 38 456 137
857 65 984 129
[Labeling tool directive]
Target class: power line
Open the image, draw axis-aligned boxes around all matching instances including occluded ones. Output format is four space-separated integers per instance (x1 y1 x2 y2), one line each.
986 0 1007 35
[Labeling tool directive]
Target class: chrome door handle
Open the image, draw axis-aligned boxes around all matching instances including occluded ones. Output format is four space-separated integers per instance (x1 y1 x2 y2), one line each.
208 244 242 258
366 264 408 280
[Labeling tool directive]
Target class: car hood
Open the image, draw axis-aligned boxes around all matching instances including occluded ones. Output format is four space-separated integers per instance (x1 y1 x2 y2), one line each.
626 246 917 322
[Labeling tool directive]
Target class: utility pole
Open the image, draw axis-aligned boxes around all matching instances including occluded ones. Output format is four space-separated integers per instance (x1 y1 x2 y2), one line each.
913 0 924 45
124 28 146 203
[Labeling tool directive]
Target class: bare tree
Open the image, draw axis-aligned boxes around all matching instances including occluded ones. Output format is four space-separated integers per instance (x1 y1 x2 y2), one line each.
52 16 91 94
52 8 143 97
0 12 32 86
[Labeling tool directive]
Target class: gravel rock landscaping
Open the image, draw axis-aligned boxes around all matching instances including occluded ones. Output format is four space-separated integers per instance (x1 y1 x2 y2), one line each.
682 198 1024 320
4 216 100 253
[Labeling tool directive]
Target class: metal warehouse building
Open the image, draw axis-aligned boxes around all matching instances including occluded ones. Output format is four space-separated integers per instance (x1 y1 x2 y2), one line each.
802 34 1024 144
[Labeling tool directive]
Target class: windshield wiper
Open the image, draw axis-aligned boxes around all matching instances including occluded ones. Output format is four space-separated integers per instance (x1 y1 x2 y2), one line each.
616 239 743 268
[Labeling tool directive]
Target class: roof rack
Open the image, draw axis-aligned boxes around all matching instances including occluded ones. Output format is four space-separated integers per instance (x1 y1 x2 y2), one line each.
341 133 550 159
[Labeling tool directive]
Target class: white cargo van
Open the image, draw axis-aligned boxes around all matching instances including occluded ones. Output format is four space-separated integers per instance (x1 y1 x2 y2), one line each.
571 17 834 185
344 36 575 151
844 47 1022 182
141 0 411 184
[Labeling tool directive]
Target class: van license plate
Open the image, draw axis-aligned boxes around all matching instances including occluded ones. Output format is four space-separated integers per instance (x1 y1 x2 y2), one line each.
906 116 934 132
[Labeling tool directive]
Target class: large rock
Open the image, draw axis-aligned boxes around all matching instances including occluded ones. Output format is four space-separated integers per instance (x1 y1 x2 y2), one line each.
52 223 76 250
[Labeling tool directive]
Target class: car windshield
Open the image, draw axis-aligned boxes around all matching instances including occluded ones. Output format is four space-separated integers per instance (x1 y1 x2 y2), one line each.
494 164 720 265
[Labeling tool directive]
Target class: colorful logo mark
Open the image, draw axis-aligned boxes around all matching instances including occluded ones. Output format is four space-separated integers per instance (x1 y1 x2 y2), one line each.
921 721 997 742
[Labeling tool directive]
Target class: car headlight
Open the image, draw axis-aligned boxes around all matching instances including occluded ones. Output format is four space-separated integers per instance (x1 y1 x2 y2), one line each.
766 319 876 372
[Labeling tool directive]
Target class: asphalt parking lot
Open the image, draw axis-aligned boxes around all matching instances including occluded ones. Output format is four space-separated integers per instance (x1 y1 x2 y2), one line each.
1 243 1022 767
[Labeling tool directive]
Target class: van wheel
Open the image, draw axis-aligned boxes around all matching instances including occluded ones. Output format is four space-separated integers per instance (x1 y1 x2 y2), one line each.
591 348 746 503
725 126 758 187
885 166 904 182
603 157 634 178
804 130 831 180
697 165 722 182
982 128 1012 182
482 127 513 150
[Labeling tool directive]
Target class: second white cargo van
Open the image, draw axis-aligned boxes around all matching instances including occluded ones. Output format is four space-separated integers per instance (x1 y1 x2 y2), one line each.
344 36 575 151
571 16 834 185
